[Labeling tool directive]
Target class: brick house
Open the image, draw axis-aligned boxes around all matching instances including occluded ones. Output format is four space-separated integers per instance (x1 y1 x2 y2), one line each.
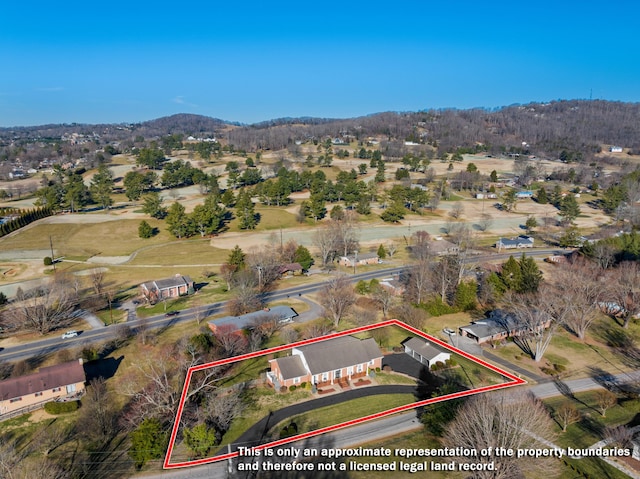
267 336 383 390
0 359 86 417
458 309 551 344
140 274 194 303
338 253 380 267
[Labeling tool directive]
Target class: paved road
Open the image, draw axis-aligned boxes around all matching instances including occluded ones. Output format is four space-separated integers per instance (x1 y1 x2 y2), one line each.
142 369 640 479
0 249 565 363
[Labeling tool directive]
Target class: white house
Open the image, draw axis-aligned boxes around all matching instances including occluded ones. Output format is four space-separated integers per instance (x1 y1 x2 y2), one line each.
402 337 450 368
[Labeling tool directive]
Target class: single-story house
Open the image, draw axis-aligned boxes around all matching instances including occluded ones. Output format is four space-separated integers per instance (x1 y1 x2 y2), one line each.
429 238 460 256
208 305 298 334
338 252 380 267
402 337 450 368
495 235 534 250
140 274 194 303
267 336 383 390
278 263 303 276
379 276 405 296
458 309 550 344
515 191 534 199
609 146 623 153
475 192 497 199
0 359 85 417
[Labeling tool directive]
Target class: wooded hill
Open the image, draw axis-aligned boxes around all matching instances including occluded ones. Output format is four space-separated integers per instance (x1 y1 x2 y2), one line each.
2 100 640 161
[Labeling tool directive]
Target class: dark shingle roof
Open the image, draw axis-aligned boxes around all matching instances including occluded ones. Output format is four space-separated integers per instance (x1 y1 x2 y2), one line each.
153 275 193 290
0 360 85 401
275 356 308 380
403 337 447 361
208 306 297 332
295 336 382 375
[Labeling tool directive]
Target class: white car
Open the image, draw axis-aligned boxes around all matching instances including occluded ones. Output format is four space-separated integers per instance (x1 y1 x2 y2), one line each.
61 330 78 339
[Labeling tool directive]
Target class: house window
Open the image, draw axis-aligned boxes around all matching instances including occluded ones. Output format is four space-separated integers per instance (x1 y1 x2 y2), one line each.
356 364 363 373
368 360 375 366
347 367 354 375
66 384 76 394
293 377 300 384
52 387 61 393
10 397 22 403
321 372 329 382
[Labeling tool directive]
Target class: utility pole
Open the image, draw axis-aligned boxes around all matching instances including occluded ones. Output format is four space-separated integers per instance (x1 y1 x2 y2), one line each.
49 235 56 272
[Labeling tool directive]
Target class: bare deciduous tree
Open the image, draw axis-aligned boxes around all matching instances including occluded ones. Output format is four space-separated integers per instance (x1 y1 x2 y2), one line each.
595 389 617 417
318 275 356 327
502 289 558 362
90 269 105 296
606 261 640 329
554 259 603 340
556 402 581 431
5 278 76 335
445 392 557 479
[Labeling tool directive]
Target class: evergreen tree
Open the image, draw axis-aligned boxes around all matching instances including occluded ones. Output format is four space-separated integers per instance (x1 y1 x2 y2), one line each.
166 202 192 238
235 190 257 229
142 192 167 219
454 280 477 311
536 188 548 204
129 418 168 469
90 164 114 210
559 195 580 224
489 170 498 182
377 244 387 259
517 254 542 293
293 245 314 270
228 245 246 269
138 220 154 238
500 256 522 291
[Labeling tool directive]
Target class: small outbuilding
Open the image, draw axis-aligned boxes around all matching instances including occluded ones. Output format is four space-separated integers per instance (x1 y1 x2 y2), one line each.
402 337 451 368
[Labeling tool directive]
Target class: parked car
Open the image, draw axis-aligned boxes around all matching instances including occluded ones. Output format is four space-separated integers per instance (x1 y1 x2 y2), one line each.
61 330 78 339
443 328 456 335
165 311 180 317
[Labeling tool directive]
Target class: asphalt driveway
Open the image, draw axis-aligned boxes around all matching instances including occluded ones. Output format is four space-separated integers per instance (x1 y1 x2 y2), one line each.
219 384 417 455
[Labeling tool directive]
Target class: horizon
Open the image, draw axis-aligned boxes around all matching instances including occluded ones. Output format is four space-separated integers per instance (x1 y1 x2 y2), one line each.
1 98 637 130
2 1 639 128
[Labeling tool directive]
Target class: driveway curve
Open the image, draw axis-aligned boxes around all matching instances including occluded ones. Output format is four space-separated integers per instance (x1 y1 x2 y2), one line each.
222 384 417 455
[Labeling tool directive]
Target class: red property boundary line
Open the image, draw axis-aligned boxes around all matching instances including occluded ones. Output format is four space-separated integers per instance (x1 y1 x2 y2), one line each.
163 319 526 469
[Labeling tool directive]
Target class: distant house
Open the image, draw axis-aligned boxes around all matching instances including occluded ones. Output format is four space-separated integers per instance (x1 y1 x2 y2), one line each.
402 337 450 368
458 309 550 344
338 252 380 267
515 190 534 199
140 274 194 303
278 263 303 276
609 146 623 153
429 238 460 256
379 276 405 296
0 359 85 417
475 192 497 199
495 235 534 250
208 305 298 334
267 336 383 390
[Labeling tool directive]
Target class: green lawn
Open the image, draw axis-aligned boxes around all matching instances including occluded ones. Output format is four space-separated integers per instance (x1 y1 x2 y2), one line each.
271 393 415 436
544 391 640 479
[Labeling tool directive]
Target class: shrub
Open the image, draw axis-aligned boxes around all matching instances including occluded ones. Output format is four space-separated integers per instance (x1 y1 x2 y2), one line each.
420 297 458 316
280 386 287 393
375 367 381 373
43 256 53 266
44 400 79 414
289 385 297 392
81 347 99 362
299 382 307 389
553 363 567 373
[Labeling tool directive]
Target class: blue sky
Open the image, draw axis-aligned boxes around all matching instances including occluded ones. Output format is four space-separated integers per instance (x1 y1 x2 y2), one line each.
1 1 639 127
